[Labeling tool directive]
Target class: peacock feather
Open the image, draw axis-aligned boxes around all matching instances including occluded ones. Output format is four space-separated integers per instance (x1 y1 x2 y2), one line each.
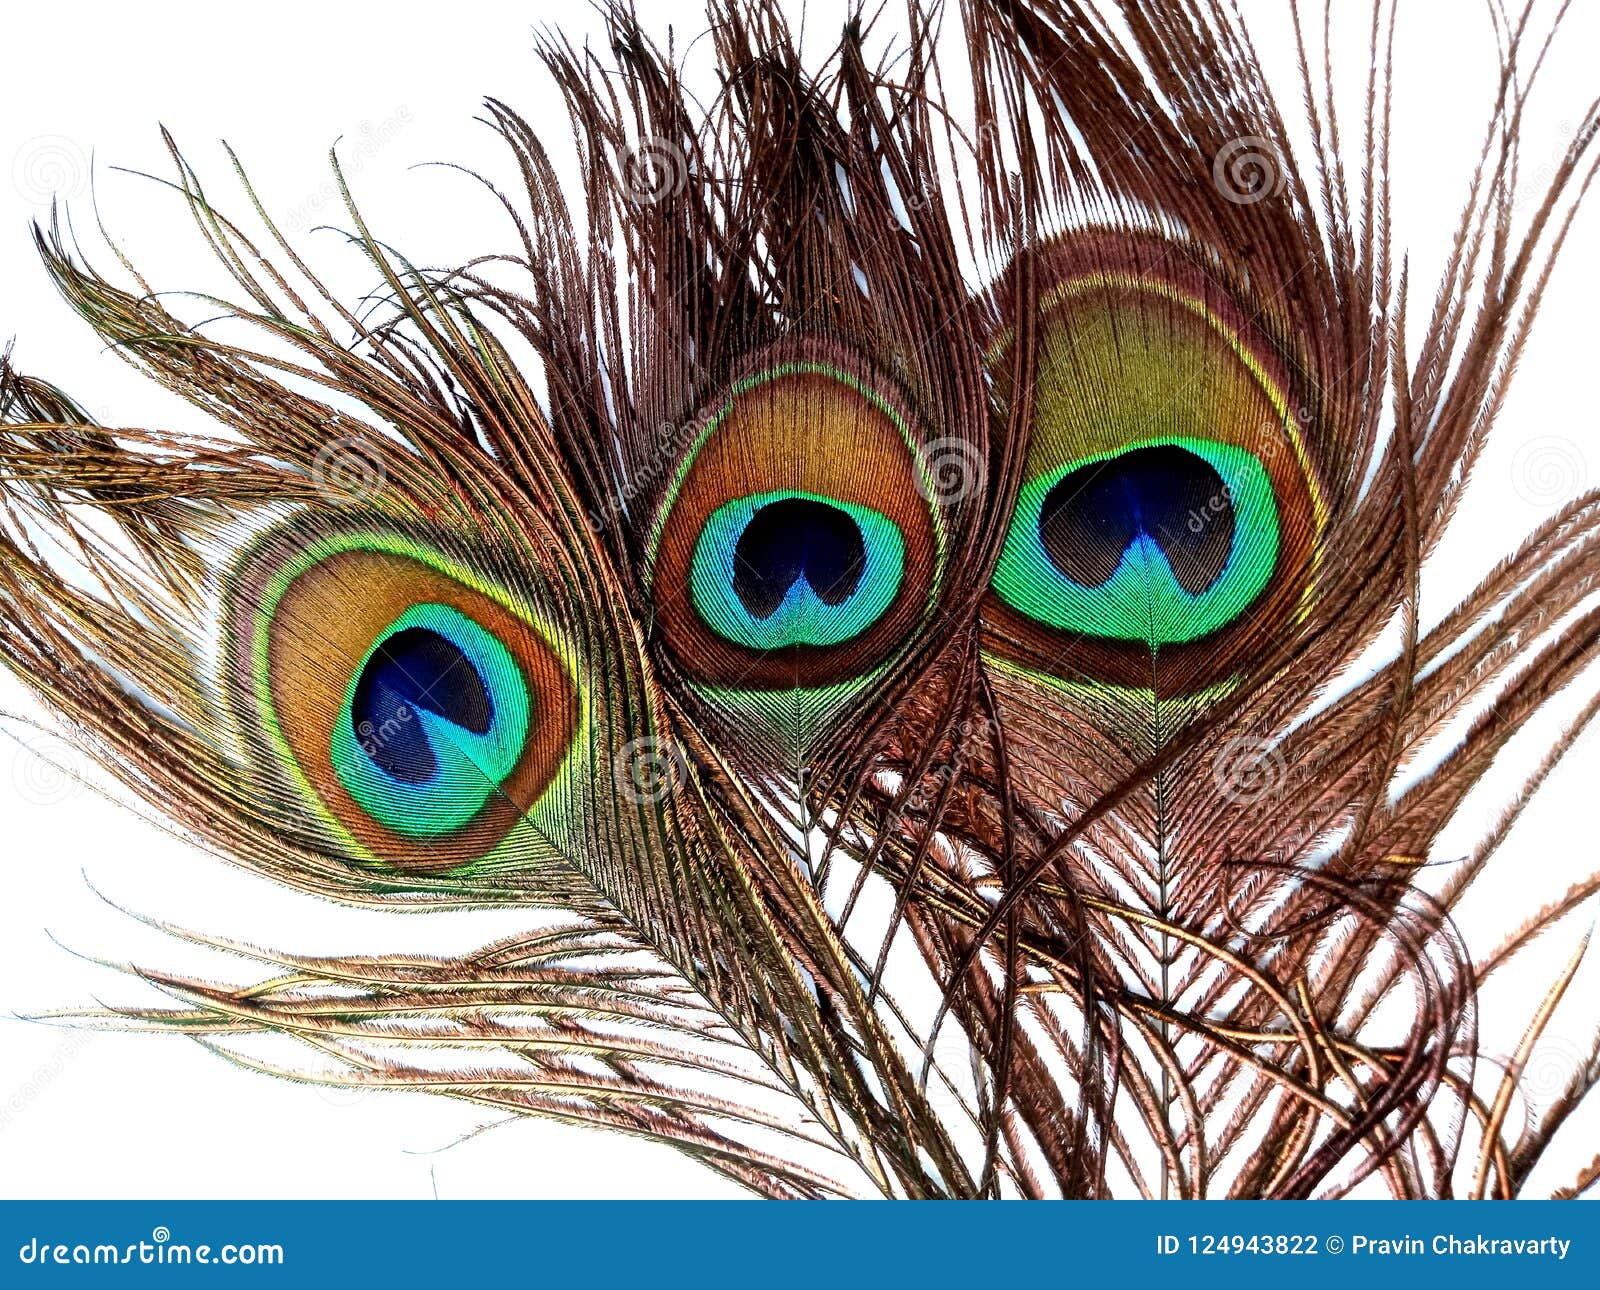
2 0 1599 1198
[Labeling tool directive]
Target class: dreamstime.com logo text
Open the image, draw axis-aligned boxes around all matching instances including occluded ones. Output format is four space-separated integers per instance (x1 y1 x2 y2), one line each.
17 1226 284 1269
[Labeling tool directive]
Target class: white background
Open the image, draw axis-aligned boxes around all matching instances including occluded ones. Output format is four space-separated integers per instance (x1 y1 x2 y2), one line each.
1 1 1598 1199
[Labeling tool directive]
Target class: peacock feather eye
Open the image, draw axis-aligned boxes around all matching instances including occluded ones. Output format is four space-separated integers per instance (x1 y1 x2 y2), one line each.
983 236 1326 696
645 344 944 742
229 528 580 872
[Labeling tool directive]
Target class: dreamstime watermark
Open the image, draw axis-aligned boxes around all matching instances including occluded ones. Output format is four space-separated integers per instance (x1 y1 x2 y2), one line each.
915 437 986 506
920 1024 980 1115
312 1076 375 1111
901 175 940 217
1510 434 1587 507
1173 417 1305 540
1212 135 1287 206
17 1227 283 1268
0 1031 96 1136
11 135 90 205
1210 736 1287 805
1515 116 1600 215
284 106 414 233
353 704 413 762
904 762 958 817
904 710 999 815
614 735 688 805
312 435 388 506
1516 1037 1596 1105
622 137 689 207
587 418 700 532
1182 483 1237 539
7 731 89 807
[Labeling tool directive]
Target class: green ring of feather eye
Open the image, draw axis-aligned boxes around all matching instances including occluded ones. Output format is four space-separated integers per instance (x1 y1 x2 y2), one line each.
328 603 531 838
991 437 1278 644
688 490 905 649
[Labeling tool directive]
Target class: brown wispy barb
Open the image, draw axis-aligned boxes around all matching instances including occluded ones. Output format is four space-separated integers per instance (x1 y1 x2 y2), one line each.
2 0 1598 1198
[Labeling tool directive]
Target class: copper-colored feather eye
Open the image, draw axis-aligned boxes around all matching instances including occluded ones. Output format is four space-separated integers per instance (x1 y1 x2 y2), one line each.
645 344 945 731
983 236 1326 697
226 528 580 873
